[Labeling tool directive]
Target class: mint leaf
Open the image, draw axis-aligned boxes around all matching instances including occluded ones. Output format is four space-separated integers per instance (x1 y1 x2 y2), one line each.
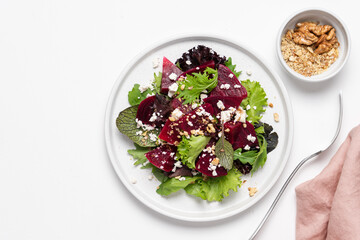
225 57 242 78
127 143 150 166
177 136 211 169
177 68 218 104
128 84 153 106
215 138 234 170
116 105 159 147
240 80 268 123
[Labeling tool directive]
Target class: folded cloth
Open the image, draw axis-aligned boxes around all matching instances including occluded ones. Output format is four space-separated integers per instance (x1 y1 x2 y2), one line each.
295 125 360 240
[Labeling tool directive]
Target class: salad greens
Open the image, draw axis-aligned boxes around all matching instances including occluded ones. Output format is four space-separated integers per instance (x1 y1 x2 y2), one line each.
116 45 279 202
177 136 211 169
176 68 218 104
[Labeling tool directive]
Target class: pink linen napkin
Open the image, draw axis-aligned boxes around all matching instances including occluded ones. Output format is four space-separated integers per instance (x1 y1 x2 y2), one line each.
295 125 360 240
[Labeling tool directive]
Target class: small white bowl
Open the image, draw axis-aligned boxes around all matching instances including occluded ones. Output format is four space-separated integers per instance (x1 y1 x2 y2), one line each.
276 8 351 82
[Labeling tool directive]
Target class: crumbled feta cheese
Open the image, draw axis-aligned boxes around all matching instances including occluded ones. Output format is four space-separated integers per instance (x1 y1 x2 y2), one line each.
196 67 200 70
244 145 251 151
234 84 241 88
212 170 218 176
139 84 150 93
217 100 225 110
148 175 153 180
130 177 137 184
253 106 257 110
246 70 252 76
246 105 251 110
229 73 234 78
149 133 157 142
168 82 178 97
247 134 256 143
220 110 232 123
187 121 193 126
135 130 143 136
169 73 177 80
152 58 160 68
200 94 208 101
186 60 192 65
191 103 198 109
149 112 157 122
179 177 186 181
220 84 230 90
171 108 183 120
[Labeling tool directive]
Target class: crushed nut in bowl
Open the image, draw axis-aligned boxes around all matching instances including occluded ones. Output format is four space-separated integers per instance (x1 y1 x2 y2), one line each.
281 22 339 77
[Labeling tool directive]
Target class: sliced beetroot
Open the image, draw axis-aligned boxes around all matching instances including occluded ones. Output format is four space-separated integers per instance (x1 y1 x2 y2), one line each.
178 61 215 79
195 139 227 177
160 57 183 94
224 121 259 150
136 96 156 125
203 96 244 114
145 144 177 172
170 98 193 116
158 103 215 145
210 64 248 98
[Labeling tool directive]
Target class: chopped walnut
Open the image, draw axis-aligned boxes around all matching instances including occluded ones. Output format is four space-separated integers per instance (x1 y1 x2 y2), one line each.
248 187 258 197
274 113 280 122
281 21 339 76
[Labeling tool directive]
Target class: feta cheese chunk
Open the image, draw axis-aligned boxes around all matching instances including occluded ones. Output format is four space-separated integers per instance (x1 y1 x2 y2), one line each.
171 108 183 120
168 82 178 97
152 58 160 68
217 100 225 110
169 73 178 80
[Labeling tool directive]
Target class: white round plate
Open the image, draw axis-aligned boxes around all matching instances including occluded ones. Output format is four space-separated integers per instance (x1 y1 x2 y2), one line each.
105 34 293 222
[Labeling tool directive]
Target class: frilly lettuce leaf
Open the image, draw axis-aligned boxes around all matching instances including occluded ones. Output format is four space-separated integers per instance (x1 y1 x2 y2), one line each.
224 57 242 78
127 143 150 166
177 68 218 104
177 136 210 169
240 80 268 123
156 168 242 202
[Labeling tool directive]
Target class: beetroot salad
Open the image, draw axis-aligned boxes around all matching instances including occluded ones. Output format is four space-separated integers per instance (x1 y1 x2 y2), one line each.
116 45 278 201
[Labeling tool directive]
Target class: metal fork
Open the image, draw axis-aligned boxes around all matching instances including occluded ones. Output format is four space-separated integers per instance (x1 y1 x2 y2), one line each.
249 91 343 240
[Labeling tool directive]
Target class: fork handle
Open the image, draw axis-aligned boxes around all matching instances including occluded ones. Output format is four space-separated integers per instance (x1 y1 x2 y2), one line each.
248 150 322 240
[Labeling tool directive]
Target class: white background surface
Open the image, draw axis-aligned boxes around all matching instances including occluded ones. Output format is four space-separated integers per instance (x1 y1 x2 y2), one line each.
0 0 358 239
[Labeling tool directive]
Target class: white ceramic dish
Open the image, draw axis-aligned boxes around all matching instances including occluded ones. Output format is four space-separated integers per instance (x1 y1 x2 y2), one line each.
276 8 350 82
105 34 293 222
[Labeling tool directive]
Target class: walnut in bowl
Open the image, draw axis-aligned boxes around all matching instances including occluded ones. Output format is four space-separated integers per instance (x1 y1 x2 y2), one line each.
277 8 350 82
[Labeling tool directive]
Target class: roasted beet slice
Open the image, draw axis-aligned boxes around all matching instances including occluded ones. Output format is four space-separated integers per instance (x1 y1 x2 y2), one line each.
136 96 156 125
170 98 193 116
160 57 183 94
203 96 244 114
178 61 215 79
224 121 259 150
175 45 226 71
195 139 227 177
158 103 215 145
210 64 248 98
145 144 177 172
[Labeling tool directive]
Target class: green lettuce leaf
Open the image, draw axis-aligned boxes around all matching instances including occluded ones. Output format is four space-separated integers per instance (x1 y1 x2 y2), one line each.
251 134 267 173
177 68 218 104
127 143 150 166
224 57 242 78
156 176 201 196
177 136 211 169
233 134 268 174
128 84 153 106
240 80 268 123
157 168 242 202
152 72 162 94
116 105 159 147
186 168 242 201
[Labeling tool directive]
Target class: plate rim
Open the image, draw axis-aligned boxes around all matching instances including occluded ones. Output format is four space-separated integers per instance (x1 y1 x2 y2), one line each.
104 33 294 222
